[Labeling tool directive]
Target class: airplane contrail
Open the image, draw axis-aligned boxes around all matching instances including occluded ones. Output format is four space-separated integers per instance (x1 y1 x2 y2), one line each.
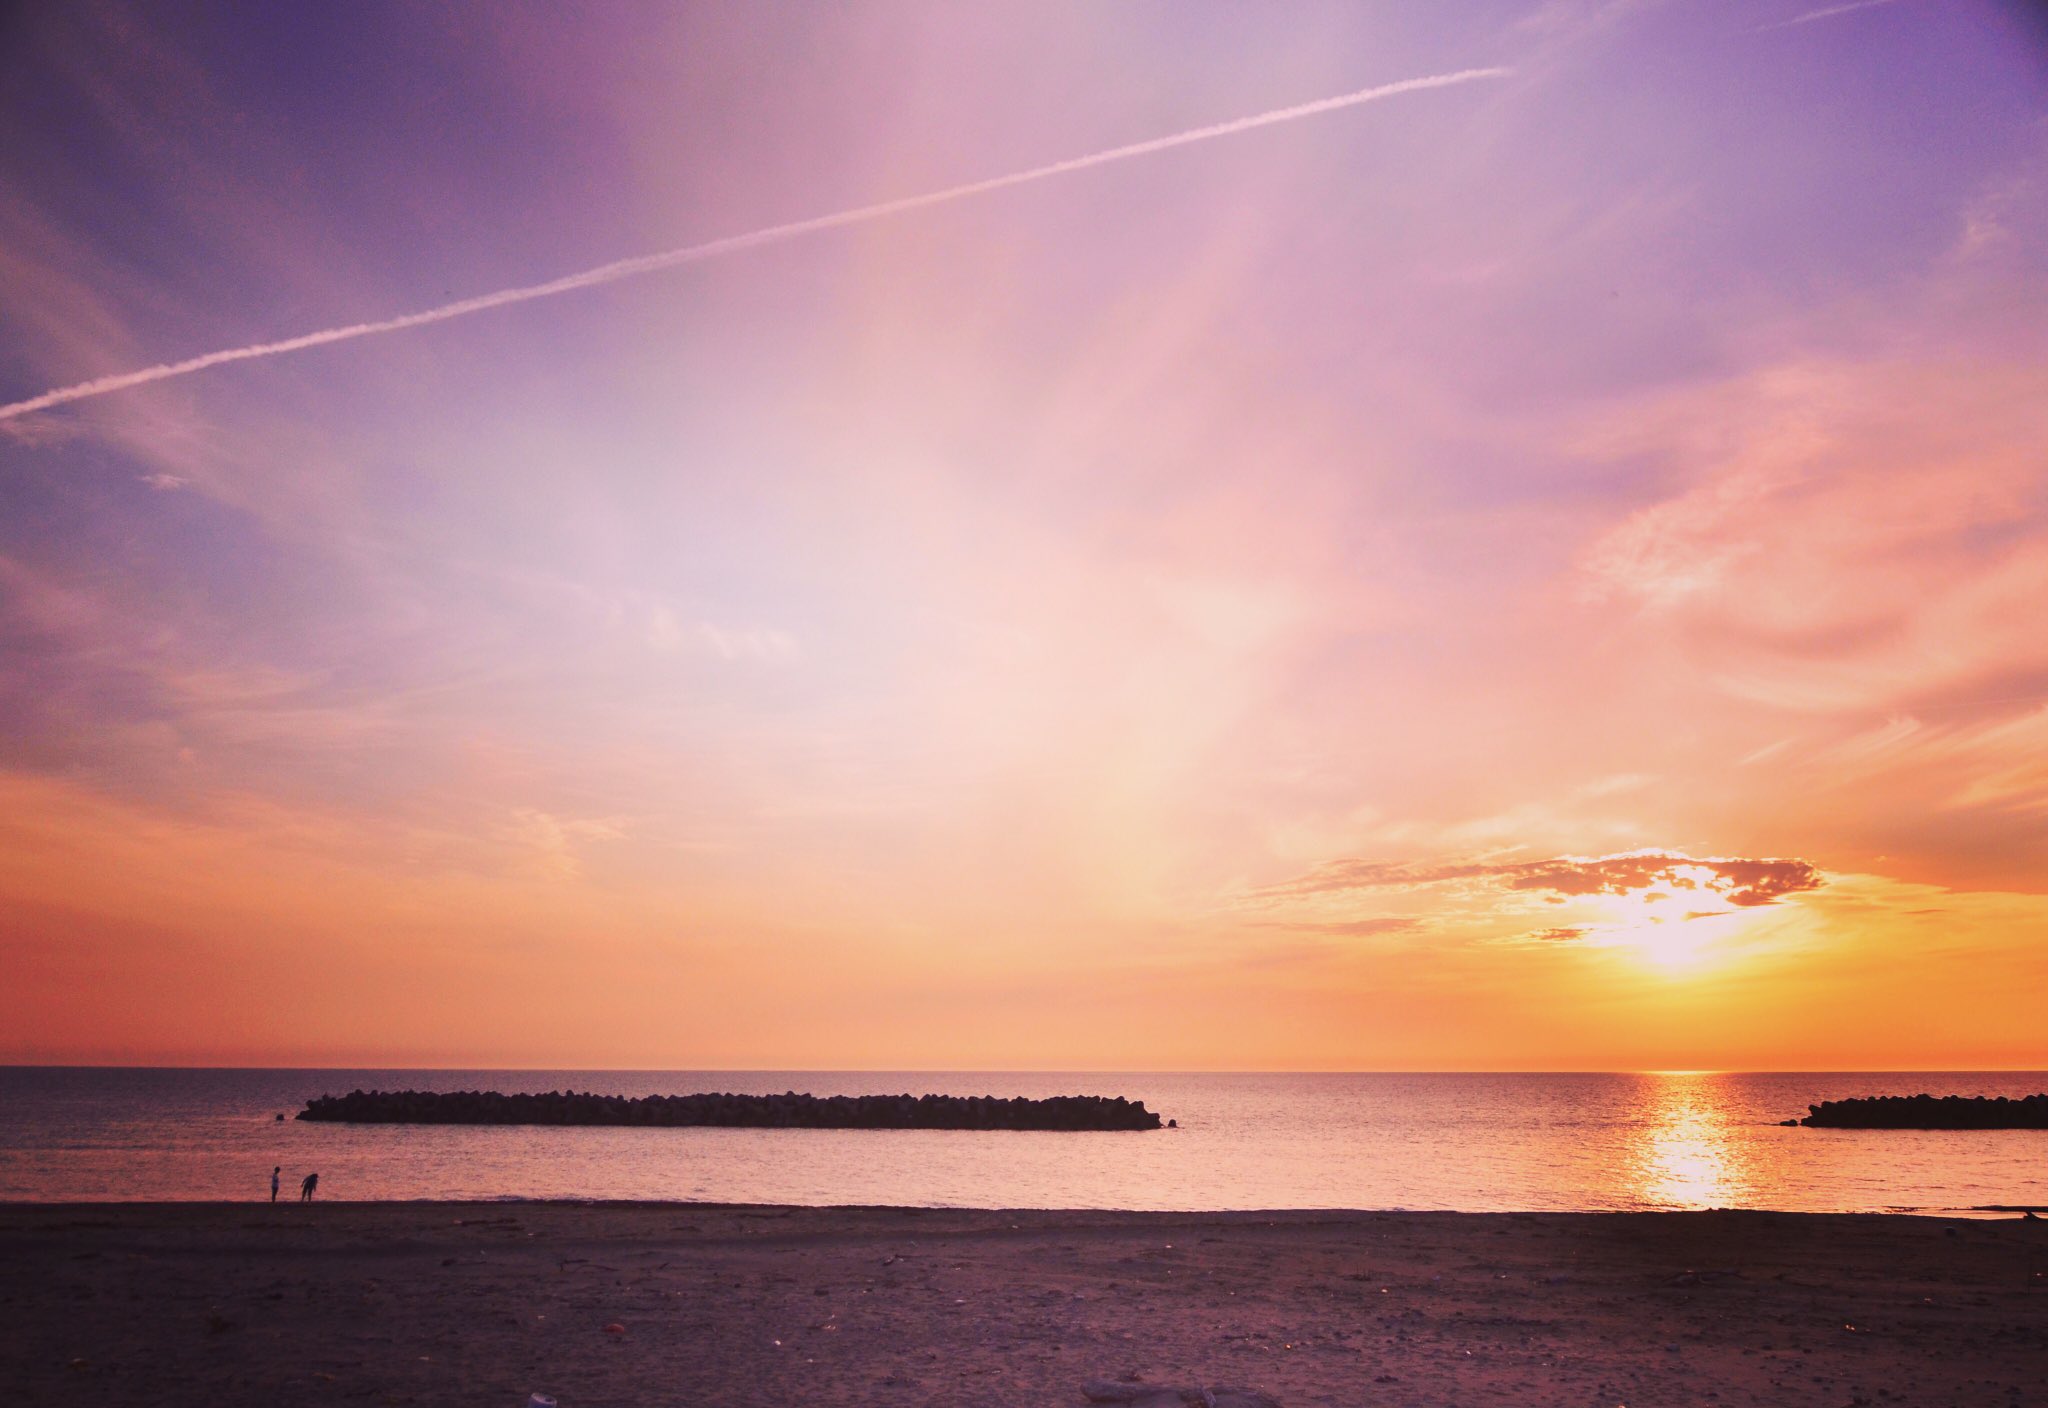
1752 0 1899 32
0 67 1508 424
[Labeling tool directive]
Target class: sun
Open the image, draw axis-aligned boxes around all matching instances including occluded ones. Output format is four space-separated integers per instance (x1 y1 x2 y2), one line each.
1601 888 1743 972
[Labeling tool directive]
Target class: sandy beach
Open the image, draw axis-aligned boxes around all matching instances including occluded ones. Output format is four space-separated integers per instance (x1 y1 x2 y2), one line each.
3 1203 2044 1407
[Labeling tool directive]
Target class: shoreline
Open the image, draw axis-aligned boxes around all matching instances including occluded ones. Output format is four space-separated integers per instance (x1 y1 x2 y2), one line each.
5 1202 2045 1406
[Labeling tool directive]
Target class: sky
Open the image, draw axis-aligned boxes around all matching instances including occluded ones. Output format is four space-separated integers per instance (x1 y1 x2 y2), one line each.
2 0 2046 1070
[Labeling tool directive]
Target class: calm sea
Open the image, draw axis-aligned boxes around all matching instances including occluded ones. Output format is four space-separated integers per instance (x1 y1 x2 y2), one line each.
1 1068 2042 1212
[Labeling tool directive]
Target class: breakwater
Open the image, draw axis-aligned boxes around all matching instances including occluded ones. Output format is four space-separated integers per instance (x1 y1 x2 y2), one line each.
297 1089 1165 1131
1797 1094 2048 1129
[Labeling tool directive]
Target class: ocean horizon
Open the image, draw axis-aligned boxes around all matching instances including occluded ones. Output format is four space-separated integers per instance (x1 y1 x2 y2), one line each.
5 1067 2043 1213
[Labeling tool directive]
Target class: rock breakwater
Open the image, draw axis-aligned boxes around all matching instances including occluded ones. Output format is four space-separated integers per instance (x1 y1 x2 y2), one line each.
1797 1094 2048 1129
297 1089 1164 1131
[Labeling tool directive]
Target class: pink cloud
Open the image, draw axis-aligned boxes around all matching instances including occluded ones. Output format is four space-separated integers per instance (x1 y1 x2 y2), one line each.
1259 850 1825 908
1577 351 2048 717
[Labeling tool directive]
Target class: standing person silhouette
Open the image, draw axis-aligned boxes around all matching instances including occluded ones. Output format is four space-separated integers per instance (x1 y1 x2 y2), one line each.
299 1171 319 1202
271 1166 281 1202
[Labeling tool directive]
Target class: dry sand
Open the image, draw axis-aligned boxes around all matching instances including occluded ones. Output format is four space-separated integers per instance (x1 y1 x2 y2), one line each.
3 1203 2045 1406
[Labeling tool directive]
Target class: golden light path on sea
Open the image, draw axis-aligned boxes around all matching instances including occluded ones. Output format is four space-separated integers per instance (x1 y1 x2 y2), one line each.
1631 1073 1756 1210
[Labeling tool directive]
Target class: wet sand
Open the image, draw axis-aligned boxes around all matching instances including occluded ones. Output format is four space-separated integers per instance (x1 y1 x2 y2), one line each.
3 1203 2044 1406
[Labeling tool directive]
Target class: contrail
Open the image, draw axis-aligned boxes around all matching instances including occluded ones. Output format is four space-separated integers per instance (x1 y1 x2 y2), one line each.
1752 0 1899 32
0 67 1507 423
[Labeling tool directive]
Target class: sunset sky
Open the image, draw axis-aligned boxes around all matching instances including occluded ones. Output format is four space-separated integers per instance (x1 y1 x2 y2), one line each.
3 1 2046 1070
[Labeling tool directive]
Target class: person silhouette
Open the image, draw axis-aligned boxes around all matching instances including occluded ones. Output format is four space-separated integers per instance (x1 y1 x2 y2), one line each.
271 1166 281 1202
300 1171 319 1202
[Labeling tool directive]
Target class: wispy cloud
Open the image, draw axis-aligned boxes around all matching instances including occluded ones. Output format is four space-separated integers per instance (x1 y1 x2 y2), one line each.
501 807 627 881
0 67 1509 424
1753 0 1901 34
1572 350 2048 717
1247 915 1424 937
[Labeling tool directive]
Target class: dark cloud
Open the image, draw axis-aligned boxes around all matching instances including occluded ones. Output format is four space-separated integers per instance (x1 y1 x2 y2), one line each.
1528 926 1588 943
1261 850 1825 908
1681 857 1825 906
1500 853 1823 907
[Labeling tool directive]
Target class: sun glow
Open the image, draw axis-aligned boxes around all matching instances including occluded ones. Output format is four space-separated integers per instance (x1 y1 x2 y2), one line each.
1600 888 1746 972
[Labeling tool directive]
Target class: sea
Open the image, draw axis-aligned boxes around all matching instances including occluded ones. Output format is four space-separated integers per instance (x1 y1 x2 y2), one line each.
1 1068 2042 1212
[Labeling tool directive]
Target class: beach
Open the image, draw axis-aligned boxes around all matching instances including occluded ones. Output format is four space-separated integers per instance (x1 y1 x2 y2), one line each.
4 1204 2044 1407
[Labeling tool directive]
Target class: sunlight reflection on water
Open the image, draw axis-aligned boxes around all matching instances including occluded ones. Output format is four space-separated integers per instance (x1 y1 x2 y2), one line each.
1629 1072 1753 1209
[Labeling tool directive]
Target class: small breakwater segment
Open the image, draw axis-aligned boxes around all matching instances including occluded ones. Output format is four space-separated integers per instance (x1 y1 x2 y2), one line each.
1794 1093 2048 1129
298 1089 1166 1131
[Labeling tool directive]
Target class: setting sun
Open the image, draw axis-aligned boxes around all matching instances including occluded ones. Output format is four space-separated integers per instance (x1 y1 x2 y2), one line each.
1597 887 1744 972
